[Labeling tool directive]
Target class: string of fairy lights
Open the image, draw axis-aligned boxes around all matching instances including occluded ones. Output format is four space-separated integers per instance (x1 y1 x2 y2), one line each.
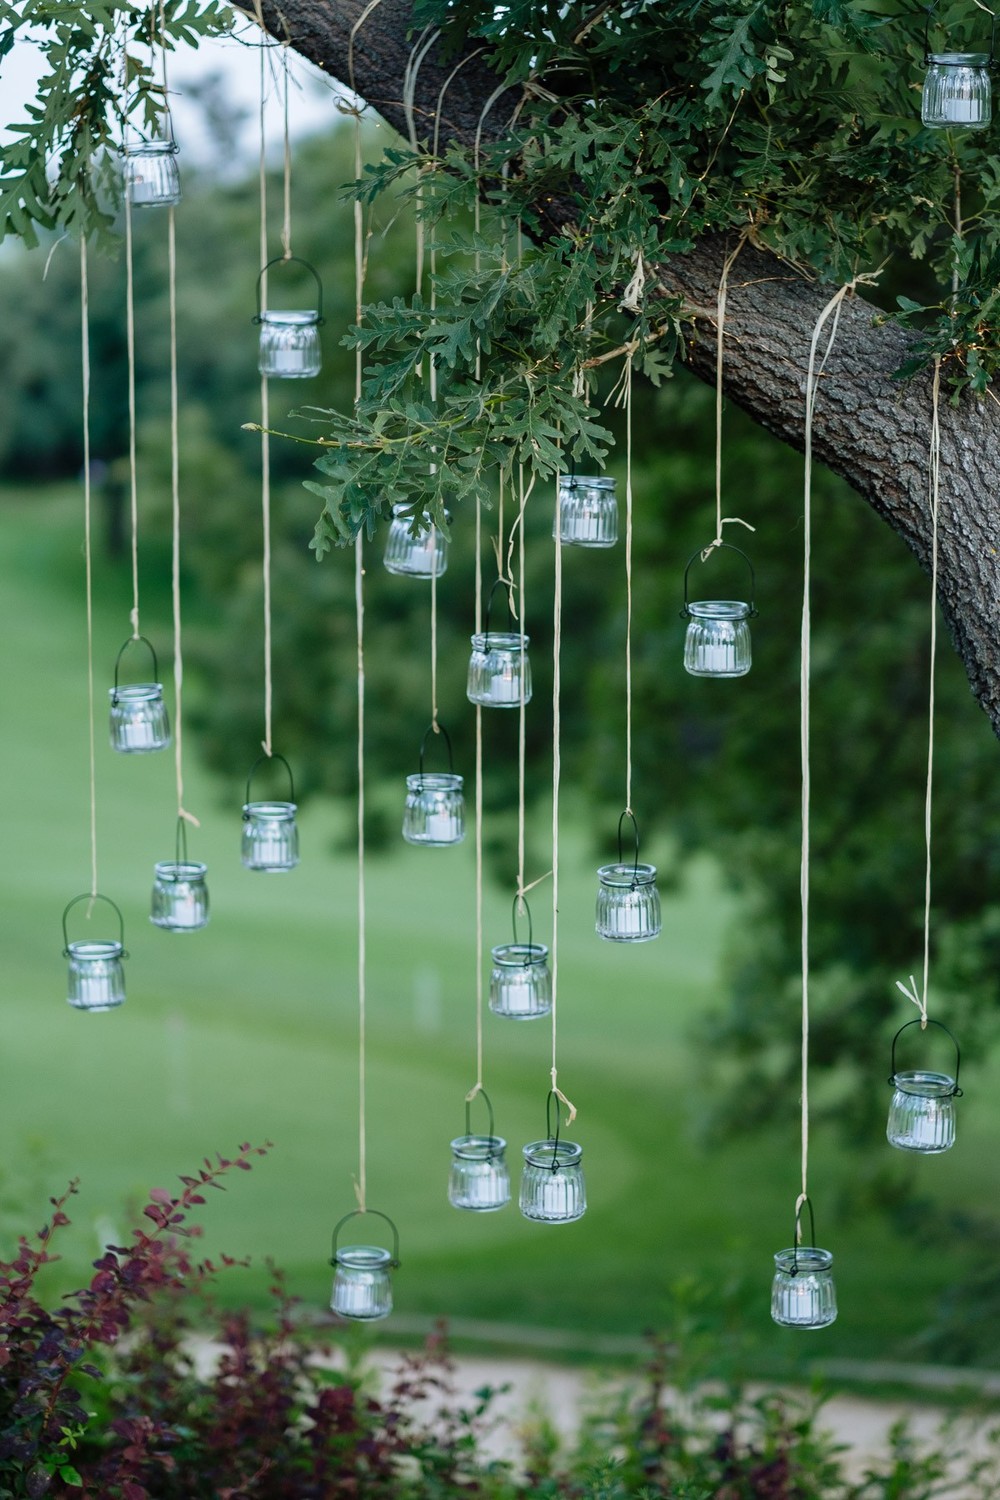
60 6 972 1328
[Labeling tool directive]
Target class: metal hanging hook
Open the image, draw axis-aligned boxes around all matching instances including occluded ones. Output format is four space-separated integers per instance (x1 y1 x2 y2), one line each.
482 575 517 647
174 815 189 865
62 893 127 956
418 721 454 778
254 255 325 323
545 1088 562 1165
922 1 996 63
244 751 296 809
511 893 536 958
616 808 641 884
680 542 757 618
791 1194 818 1273
889 1017 962 1094
329 1208 400 1266
464 1087 497 1145
112 634 160 702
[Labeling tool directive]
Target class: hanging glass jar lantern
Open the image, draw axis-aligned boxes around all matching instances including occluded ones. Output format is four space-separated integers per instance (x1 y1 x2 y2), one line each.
554 474 618 548
121 109 181 206
402 724 465 846
449 1090 510 1212
680 543 756 678
467 578 531 708
596 811 661 943
241 753 300 872
254 256 324 378
770 1198 837 1330
922 53 992 126
151 819 209 932
886 1018 961 1153
329 1209 400 1321
490 897 551 1018
109 635 171 753
520 1093 586 1224
384 503 449 578
62 894 127 1013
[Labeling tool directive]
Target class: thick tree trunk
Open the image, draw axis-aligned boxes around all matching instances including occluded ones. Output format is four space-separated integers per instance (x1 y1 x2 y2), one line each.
237 0 1000 735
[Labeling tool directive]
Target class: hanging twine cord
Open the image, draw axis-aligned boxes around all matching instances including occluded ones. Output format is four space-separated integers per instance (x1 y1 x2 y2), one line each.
466 498 485 1104
280 42 293 259
550 458 576 1127
896 357 942 1032
624 354 634 815
81 237 98 904
124 190 140 638
701 236 755 563
258 42 274 760
167 207 198 830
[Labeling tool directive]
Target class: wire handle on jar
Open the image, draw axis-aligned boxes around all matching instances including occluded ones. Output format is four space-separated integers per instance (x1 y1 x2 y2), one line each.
329 1208 400 1267
681 542 757 618
118 89 178 150
112 634 160 702
616 808 641 886
544 1088 562 1166
889 1017 962 1094
244 752 296 810
174 815 189 865
464 1086 497 1145
511 893 536 956
418 721 455 778
254 255 325 323
62 893 127 956
482 575 517 648
922 2 996 63
790 1194 818 1273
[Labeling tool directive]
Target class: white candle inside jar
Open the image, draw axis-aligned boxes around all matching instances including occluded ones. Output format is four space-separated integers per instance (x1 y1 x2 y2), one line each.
488 670 521 703
424 811 457 843
701 643 735 673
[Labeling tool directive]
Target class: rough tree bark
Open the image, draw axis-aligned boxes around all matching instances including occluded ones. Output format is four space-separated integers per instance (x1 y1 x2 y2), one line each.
237 0 1000 735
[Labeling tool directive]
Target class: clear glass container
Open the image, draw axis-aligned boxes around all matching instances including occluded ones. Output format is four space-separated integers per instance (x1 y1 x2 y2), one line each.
887 1070 957 1153
683 600 752 677
596 863 662 942
257 310 322 378
922 53 991 129
241 801 299 872
554 475 618 548
467 631 532 708
402 773 465 846
520 1140 586 1223
330 1246 394 1320
770 1247 837 1329
449 1135 510 1211
66 940 126 1013
150 861 209 932
123 140 181 206
109 683 171 753
384 505 449 578
489 943 552 1018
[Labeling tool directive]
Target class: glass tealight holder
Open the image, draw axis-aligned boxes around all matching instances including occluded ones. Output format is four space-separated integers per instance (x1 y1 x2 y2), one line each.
384 504 449 578
681 542 756 678
123 138 181 206
254 255 324 379
449 1136 510 1211
922 53 991 129
520 1139 586 1224
886 1018 961 1154
490 945 551 1019
329 1209 399 1322
596 865 661 943
402 724 465 846
467 632 531 707
109 636 171 753
771 1248 837 1329
62 894 127 1014
554 475 618 548
241 753 299 872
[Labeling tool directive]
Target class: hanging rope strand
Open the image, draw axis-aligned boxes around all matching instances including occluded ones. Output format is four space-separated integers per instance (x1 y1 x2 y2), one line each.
624 355 634 816
81 237 98 902
258 40 273 759
468 498 485 1102
517 467 527 899
550 461 576 1126
702 237 755 562
167 207 197 828
352 87 369 1210
124 190 140 638
280 42 292 259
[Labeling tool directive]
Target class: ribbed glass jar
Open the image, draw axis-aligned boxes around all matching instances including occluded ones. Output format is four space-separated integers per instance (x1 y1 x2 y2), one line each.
109 684 171 753
257 310 322 378
554 475 618 548
520 1140 586 1223
887 1070 957 1153
449 1135 511 1211
402 773 465 846
467 632 532 708
150 861 209 932
123 141 181 206
66 940 126 1013
330 1246 394 1320
771 1247 837 1328
384 505 448 578
596 863 661 943
922 53 991 129
683 600 752 677
489 943 552 1018
241 801 299 872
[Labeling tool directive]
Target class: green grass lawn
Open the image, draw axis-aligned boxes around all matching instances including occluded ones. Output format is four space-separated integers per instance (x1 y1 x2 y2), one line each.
0 483 993 1376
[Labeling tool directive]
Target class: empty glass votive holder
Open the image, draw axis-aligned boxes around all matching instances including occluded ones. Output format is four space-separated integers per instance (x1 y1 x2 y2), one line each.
258 310 322 378
449 1135 510 1211
384 505 449 578
109 684 171 753
330 1246 394 1321
150 861 209 932
66 940 126 1013
554 475 618 547
489 943 552 1018
467 631 532 707
402 773 465 846
596 863 661 942
683 600 752 677
124 140 181 206
520 1140 586 1223
771 1247 837 1329
242 801 299 872
887 1071 957 1153
922 54 991 129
